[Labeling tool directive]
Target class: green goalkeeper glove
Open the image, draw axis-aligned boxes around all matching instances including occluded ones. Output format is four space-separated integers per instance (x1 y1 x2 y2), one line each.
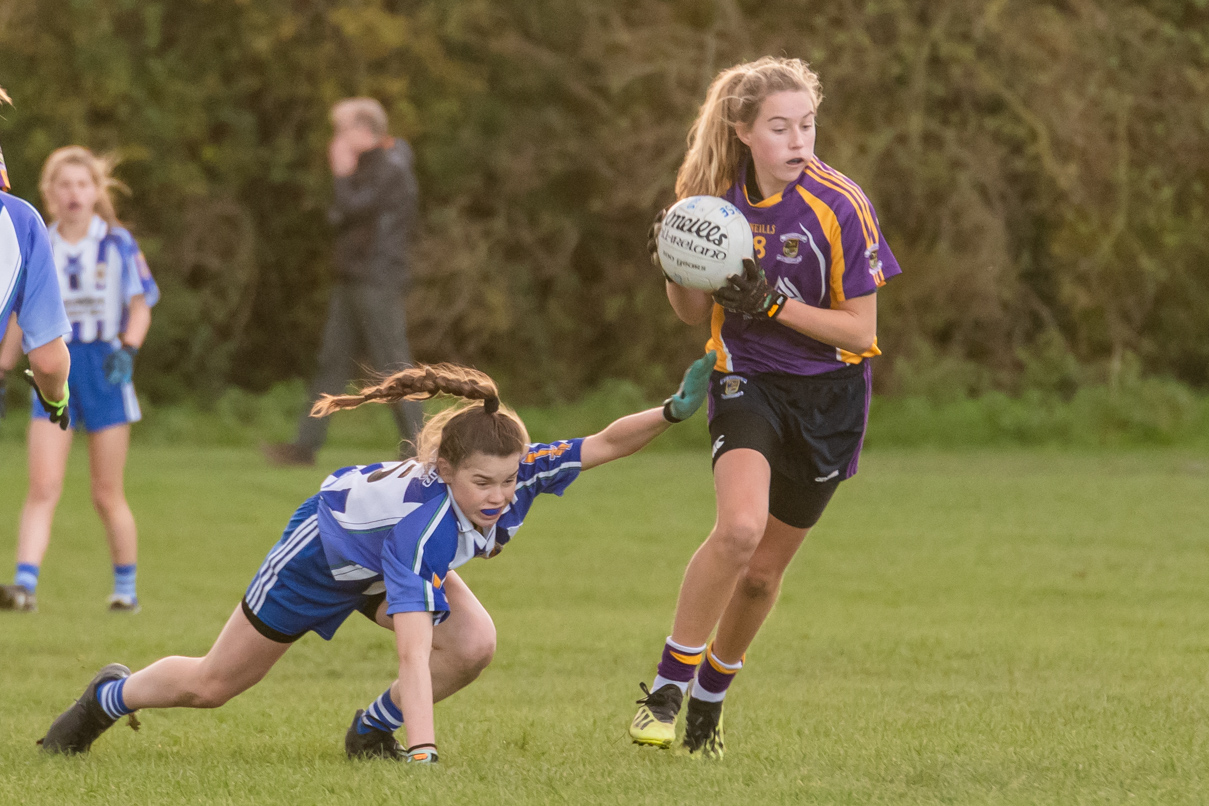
23 369 70 430
663 350 716 423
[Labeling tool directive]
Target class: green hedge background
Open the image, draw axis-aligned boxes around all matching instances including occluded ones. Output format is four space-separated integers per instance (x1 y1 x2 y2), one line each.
2 0 1207 407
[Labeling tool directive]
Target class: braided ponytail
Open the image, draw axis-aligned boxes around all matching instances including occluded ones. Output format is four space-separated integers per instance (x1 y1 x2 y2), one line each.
311 363 526 468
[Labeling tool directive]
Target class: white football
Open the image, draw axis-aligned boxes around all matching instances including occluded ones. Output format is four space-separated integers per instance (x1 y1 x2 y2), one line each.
656 195 754 291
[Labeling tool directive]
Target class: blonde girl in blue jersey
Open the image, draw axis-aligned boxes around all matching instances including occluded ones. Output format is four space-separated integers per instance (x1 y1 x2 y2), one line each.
38 355 714 763
0 146 159 614
629 57 902 757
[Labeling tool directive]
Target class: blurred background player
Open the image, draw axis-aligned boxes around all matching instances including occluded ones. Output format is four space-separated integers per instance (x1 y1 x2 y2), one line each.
629 57 902 757
0 86 73 612
39 354 714 761
0 146 159 613
265 97 423 467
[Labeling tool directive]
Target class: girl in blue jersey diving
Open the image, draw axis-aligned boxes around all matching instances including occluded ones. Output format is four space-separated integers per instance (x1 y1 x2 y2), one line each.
39 355 714 763
628 57 902 757
0 146 159 614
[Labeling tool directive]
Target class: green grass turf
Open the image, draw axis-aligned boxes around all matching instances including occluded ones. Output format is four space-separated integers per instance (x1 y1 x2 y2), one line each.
1 444 1208 804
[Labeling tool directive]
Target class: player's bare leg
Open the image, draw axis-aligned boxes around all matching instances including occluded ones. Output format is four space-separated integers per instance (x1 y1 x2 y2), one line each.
123 605 292 709
40 606 290 754
711 515 810 664
88 424 140 610
670 448 772 647
349 571 494 760
680 515 809 758
370 571 496 703
630 449 770 748
2 419 73 612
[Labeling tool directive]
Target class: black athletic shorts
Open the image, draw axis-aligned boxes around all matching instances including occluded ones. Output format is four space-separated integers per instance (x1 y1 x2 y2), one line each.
706 363 871 529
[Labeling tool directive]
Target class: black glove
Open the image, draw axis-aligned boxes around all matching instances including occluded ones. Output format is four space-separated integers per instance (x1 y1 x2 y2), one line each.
22 369 70 430
647 207 672 281
712 258 788 319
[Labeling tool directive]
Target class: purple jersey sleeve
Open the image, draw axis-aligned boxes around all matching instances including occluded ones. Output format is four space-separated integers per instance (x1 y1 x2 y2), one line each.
833 191 901 301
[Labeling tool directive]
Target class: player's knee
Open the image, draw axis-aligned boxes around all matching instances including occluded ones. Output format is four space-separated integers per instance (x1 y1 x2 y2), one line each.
90 487 126 519
27 478 64 506
712 516 766 563
188 677 240 708
457 627 497 675
736 569 781 601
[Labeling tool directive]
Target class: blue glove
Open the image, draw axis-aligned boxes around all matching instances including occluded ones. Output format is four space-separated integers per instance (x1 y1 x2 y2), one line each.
22 369 70 430
103 344 138 385
663 350 717 423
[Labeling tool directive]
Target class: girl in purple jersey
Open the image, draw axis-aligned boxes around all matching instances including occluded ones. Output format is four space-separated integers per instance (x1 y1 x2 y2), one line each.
629 56 902 757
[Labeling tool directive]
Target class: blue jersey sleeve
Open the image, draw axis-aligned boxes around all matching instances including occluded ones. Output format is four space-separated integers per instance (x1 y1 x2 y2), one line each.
1 194 70 352
113 228 160 308
515 438 584 498
382 495 458 618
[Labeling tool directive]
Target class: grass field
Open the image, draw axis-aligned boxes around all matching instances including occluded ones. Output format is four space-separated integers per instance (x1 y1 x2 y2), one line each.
1 443 1208 804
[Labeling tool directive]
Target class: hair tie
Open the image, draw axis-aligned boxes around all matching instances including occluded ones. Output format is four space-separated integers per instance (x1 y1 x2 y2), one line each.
483 397 500 414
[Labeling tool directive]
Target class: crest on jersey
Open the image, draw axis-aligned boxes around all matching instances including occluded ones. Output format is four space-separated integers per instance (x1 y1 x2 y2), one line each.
94 261 107 290
776 233 803 264
720 375 746 399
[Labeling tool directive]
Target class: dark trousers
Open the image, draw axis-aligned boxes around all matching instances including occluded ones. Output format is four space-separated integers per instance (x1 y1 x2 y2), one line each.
296 282 425 454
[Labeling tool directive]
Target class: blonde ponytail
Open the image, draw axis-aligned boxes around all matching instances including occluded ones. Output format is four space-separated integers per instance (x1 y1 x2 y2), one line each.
312 363 528 468
675 57 823 199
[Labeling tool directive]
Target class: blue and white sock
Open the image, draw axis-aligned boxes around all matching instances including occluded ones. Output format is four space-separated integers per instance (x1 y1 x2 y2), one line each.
14 563 39 594
357 688 404 735
113 564 137 600
96 678 134 720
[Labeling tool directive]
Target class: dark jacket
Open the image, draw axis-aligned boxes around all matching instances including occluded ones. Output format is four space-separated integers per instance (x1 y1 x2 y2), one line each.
328 138 418 288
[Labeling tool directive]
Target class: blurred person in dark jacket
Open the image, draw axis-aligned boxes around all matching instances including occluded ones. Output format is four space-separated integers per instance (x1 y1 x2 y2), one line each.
266 98 425 466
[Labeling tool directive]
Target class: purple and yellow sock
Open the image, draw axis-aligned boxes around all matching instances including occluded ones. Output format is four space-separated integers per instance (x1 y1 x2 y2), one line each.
357 688 403 734
651 637 706 694
692 644 744 703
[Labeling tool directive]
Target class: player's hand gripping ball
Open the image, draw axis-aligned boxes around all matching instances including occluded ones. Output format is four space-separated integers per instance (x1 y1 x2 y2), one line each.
655 196 754 291
663 350 717 423
713 258 788 320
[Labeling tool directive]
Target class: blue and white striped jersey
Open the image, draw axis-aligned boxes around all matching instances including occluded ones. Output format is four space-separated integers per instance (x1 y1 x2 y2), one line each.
49 215 159 344
315 439 584 616
0 191 70 352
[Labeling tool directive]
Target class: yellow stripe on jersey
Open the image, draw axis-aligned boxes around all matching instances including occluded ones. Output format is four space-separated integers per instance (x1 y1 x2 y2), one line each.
838 337 882 365
743 184 784 208
796 186 848 305
706 303 731 371
803 162 878 250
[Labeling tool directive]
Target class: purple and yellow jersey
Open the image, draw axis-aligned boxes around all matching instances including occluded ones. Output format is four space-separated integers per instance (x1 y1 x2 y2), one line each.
708 158 901 376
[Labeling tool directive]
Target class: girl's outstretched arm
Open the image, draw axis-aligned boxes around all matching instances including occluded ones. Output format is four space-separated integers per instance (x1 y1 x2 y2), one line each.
580 351 715 471
393 611 435 752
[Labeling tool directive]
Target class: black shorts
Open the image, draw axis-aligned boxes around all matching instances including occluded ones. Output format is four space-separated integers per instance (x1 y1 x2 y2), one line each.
706 363 871 529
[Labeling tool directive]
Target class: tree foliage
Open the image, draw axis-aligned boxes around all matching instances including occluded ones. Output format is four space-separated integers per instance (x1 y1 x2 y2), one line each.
2 0 1206 402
